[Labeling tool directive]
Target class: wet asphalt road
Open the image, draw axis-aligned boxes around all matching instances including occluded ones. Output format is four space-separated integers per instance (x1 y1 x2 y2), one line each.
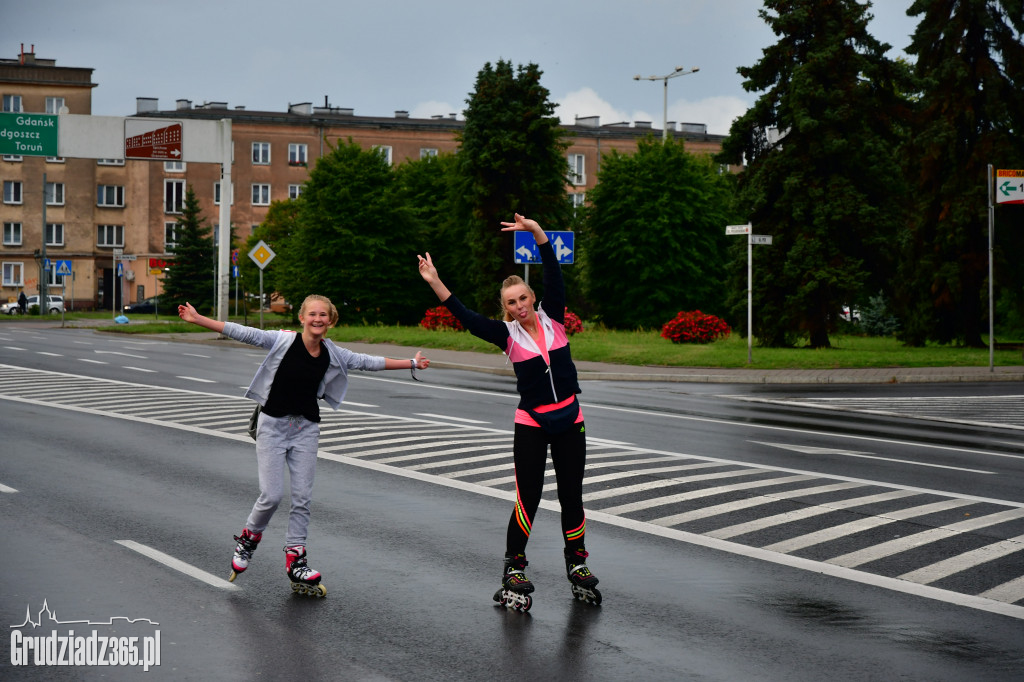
1 326 1024 680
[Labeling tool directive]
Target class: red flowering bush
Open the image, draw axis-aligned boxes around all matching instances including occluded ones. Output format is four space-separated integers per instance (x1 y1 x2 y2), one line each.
660 310 730 344
420 305 464 331
563 308 583 336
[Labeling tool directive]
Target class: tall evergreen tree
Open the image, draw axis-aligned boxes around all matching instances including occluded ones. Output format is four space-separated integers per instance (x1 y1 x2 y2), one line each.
453 61 572 313
161 185 214 312
582 137 736 329
716 0 911 347
896 0 1024 346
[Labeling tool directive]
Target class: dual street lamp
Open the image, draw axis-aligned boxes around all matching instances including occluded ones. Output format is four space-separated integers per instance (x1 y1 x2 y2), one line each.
633 66 700 141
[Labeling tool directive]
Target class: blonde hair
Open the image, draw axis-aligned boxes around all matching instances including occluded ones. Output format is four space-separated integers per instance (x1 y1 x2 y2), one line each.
499 275 535 322
299 294 339 328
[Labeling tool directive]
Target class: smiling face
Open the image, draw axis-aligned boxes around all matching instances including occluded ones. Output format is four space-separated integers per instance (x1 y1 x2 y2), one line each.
298 295 338 339
502 282 536 324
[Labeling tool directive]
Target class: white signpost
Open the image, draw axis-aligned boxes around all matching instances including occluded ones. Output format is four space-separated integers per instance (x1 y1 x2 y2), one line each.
726 223 772 364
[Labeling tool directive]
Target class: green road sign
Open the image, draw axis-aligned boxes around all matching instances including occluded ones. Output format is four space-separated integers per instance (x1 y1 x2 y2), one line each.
0 112 58 157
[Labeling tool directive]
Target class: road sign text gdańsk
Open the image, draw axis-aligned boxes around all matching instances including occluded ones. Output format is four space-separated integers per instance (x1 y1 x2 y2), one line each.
0 112 58 156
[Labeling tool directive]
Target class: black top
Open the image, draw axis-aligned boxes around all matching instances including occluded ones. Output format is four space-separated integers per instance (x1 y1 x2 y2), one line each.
262 334 330 422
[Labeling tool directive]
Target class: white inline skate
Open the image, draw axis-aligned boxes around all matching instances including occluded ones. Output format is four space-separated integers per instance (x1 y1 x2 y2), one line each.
228 528 262 582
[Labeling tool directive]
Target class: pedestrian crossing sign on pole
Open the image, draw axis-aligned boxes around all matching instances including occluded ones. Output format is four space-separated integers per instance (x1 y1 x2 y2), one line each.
55 260 72 276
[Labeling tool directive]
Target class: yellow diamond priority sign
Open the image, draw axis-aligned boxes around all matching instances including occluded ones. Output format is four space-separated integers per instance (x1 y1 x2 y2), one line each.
248 240 276 270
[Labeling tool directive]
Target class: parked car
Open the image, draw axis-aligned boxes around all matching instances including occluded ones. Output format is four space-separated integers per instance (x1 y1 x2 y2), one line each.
2 294 64 314
840 305 861 322
123 296 162 314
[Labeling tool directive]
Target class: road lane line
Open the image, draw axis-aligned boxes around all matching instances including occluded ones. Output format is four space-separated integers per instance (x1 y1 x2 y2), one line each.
763 499 976 553
37 352 62 357
900 534 1024 584
0 482 18 493
115 540 238 590
597 475 822 516
415 413 490 424
706 489 920 539
174 375 217 383
829 508 1024 568
78 358 108 364
124 366 157 373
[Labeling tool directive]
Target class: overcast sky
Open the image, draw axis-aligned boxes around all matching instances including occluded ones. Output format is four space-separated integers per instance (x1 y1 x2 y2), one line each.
2 0 919 136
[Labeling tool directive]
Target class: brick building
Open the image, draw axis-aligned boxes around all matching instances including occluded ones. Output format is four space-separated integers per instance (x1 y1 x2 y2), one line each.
2 49 728 310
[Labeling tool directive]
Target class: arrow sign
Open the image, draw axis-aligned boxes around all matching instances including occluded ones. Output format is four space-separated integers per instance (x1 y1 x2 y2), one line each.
997 169 1024 204
513 231 575 264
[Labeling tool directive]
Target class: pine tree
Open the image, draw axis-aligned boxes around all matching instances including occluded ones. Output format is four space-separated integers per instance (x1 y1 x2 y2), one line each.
452 61 572 312
896 0 1024 346
161 185 214 312
716 0 911 347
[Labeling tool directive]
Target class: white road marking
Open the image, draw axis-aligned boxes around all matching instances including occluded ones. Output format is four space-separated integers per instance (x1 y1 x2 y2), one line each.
78 358 108 364
115 540 238 590
753 442 995 474
0 482 19 493
415 413 490 424
900 533 1024 585
37 352 62 357
125 366 157 373
183 353 210 358
3 346 26 351
95 350 147 359
175 375 216 383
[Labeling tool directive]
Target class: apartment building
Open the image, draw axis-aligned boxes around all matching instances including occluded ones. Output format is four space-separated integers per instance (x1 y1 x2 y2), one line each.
1 49 727 310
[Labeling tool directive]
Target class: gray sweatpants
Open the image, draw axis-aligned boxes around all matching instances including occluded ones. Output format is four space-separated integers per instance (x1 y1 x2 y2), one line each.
245 412 320 548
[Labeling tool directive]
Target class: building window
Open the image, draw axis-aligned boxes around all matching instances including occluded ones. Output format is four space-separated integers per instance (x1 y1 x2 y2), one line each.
2 95 22 112
570 192 586 212
164 179 185 213
46 157 65 163
373 145 393 165
3 180 22 204
45 182 65 206
252 142 270 165
97 158 125 166
164 222 179 251
288 184 302 199
288 143 307 166
420 148 438 159
45 223 64 247
97 185 125 207
97 224 124 247
3 222 22 246
252 184 270 206
45 97 65 114
214 181 234 205
3 155 22 162
164 160 185 172
2 262 23 286
568 154 586 186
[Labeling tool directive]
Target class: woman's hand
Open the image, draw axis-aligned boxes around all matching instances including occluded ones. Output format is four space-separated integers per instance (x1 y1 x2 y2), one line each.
500 213 547 245
417 252 439 284
413 350 430 370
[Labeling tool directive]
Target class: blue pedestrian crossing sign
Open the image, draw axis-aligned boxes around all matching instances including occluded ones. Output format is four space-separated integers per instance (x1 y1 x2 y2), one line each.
55 259 72 276
513 231 575 265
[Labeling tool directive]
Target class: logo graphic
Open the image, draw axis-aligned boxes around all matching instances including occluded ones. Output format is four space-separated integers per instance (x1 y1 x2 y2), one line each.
9 600 160 671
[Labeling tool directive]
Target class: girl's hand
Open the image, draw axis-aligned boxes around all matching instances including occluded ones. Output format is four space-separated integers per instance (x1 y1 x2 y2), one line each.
413 350 430 370
177 302 199 324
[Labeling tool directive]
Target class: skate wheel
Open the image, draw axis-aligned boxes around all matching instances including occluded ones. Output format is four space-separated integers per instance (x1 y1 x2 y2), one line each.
521 595 532 612
228 571 238 582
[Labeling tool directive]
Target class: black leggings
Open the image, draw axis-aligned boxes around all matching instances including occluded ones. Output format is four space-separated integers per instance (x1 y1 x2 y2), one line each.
506 421 587 557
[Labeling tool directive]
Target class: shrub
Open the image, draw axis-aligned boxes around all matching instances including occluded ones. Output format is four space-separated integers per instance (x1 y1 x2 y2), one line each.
660 310 730 344
420 305 464 331
563 308 583 336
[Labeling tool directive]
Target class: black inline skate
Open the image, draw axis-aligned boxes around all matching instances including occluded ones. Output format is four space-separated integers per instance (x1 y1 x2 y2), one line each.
228 528 261 582
493 553 534 612
565 548 601 605
285 545 327 597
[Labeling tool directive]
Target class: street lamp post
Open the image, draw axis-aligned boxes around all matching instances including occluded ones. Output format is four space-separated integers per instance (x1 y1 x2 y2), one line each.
633 66 700 141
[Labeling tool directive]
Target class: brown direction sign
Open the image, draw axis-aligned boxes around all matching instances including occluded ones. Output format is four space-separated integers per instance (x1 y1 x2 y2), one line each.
125 121 182 160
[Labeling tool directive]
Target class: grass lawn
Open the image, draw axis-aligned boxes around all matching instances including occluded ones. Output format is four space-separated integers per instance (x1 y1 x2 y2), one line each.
10 312 1019 369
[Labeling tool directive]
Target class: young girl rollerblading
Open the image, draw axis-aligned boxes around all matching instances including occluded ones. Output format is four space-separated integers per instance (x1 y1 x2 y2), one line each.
178 295 430 597
419 214 600 612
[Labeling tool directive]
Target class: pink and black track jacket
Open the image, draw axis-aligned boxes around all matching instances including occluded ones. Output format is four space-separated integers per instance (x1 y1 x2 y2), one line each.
442 240 581 413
